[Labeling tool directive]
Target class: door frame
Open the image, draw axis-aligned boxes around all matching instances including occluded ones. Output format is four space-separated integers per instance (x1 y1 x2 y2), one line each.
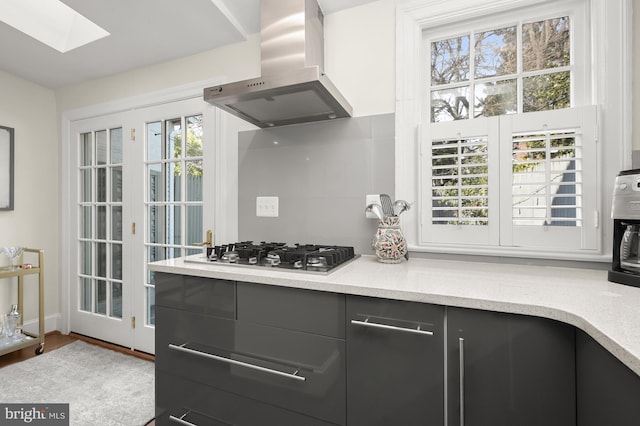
59 79 230 338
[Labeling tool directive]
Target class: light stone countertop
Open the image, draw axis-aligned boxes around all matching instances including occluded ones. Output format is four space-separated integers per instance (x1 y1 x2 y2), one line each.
149 254 640 376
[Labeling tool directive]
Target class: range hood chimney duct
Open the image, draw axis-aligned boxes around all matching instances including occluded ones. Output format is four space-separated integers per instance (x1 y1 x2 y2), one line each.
203 0 353 128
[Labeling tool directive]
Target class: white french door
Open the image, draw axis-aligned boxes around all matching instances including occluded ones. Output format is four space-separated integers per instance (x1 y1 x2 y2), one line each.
70 112 132 347
69 98 214 353
131 99 214 354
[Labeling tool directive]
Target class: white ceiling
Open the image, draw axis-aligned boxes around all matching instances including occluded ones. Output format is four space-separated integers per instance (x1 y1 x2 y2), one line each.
0 0 378 89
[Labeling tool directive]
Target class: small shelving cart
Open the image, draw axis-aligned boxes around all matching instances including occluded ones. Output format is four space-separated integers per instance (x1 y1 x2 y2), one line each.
0 248 45 356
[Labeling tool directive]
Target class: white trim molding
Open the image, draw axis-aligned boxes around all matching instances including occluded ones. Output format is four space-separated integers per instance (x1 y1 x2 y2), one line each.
398 0 554 27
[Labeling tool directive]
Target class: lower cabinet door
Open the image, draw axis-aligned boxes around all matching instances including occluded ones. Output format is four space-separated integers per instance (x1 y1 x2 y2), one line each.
576 330 640 426
346 295 445 426
447 307 576 426
156 371 341 426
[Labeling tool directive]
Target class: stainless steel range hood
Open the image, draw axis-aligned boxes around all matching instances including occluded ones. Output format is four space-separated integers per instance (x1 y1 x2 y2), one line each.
203 0 353 128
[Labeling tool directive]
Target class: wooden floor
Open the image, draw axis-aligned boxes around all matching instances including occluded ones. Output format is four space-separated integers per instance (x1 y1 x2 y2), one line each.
0 331 156 425
0 331 154 368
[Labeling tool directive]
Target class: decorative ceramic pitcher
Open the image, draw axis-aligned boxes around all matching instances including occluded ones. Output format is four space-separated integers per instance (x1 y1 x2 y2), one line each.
372 216 407 263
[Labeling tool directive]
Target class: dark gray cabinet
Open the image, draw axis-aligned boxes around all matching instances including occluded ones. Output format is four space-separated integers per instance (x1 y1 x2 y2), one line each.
446 307 576 426
346 295 445 426
576 330 640 426
155 273 346 426
155 271 639 426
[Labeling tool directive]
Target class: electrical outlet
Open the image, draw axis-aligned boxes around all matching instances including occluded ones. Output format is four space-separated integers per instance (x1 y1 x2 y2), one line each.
256 196 279 217
365 194 382 219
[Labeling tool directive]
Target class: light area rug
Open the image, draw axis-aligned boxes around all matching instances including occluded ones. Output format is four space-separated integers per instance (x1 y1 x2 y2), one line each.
0 340 155 426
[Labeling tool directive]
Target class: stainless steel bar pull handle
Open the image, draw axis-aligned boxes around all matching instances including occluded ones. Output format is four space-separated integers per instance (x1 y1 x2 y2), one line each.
459 337 465 426
169 409 234 426
169 414 198 426
351 318 434 336
168 343 306 381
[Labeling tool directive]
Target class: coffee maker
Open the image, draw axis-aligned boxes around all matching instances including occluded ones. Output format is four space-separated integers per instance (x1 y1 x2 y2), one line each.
608 169 640 287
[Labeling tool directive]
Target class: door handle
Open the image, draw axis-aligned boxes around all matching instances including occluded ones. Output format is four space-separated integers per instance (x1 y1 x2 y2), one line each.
459 337 465 426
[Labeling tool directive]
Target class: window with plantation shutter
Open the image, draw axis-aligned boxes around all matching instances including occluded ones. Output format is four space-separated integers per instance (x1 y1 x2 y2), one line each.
416 0 599 257
397 0 630 261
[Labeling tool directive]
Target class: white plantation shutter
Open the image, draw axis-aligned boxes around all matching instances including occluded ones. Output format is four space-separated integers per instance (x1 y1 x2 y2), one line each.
500 106 598 250
422 117 500 246
421 106 597 253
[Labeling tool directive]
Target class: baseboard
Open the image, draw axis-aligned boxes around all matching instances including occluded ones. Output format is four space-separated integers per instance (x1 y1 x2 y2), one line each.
22 313 61 335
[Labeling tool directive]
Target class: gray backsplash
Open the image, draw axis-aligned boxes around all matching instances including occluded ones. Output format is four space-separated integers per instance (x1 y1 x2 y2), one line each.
238 113 395 254
633 150 640 169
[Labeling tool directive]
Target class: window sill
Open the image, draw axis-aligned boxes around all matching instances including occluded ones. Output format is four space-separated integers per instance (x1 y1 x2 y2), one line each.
407 243 609 264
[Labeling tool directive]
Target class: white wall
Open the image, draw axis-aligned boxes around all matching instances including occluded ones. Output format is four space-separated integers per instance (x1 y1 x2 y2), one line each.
55 33 261 113
324 0 396 117
0 70 60 330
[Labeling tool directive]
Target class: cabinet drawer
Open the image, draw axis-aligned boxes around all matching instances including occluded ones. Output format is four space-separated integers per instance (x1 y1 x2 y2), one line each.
156 371 340 426
237 282 345 338
347 295 445 426
156 306 346 425
155 272 235 319
347 295 444 335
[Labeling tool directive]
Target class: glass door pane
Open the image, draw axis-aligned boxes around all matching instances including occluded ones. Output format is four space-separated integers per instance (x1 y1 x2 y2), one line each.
145 114 204 326
78 127 124 319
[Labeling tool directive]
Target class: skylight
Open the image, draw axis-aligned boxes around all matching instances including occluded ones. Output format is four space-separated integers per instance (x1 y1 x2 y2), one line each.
0 0 109 53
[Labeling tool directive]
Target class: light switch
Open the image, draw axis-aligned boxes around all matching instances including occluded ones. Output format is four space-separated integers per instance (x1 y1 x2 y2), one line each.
256 196 279 217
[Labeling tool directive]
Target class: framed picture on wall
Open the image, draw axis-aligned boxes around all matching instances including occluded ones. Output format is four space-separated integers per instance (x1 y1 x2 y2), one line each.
0 125 14 211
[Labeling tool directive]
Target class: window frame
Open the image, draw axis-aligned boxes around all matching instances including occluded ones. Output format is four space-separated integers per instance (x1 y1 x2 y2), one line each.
395 0 632 261
424 5 586 120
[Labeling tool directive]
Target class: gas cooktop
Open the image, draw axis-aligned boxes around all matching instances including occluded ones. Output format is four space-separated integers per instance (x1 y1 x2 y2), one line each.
184 241 359 274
